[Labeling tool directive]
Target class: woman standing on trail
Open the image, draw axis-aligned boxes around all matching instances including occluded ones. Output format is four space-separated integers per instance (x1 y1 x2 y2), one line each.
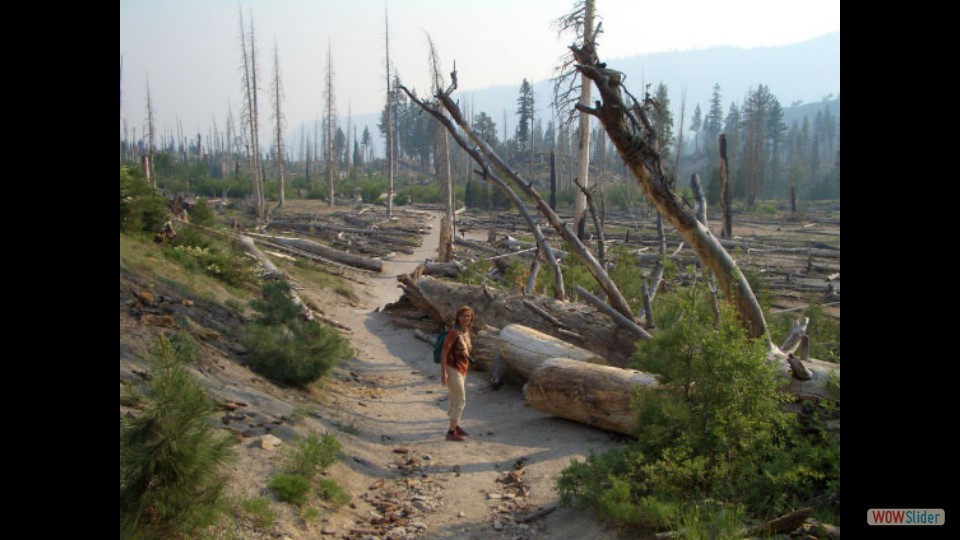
441 306 475 442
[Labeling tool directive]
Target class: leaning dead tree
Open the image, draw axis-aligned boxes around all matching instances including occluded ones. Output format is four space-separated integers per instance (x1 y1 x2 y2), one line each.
399 85 567 302
404 66 637 322
570 43 770 345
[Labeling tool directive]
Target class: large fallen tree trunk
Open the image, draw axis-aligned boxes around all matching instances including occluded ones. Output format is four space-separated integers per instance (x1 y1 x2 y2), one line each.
498 324 606 380
525 357 837 435
237 235 283 280
524 358 658 435
391 274 636 365
247 232 383 272
422 260 464 277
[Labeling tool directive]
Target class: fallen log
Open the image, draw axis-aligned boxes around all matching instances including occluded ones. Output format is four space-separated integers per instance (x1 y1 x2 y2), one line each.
267 220 420 239
454 236 501 255
515 501 558 523
743 507 813 537
236 235 283 280
523 358 658 435
236 236 351 334
247 233 383 273
391 275 637 365
423 260 464 277
499 324 606 380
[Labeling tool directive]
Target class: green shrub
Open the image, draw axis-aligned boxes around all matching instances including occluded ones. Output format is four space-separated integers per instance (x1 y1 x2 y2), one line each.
120 335 235 538
302 506 321 522
191 197 215 227
161 225 260 288
456 258 492 286
317 478 351 509
288 432 340 478
557 283 839 531
268 474 311 506
242 281 351 386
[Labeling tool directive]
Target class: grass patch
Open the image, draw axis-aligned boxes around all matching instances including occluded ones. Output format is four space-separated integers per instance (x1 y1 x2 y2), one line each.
269 432 348 511
268 474 311 506
237 497 275 528
120 233 256 309
317 478 351 509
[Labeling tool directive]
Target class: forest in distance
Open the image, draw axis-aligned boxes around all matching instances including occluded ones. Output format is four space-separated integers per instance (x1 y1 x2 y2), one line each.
120 1 841 538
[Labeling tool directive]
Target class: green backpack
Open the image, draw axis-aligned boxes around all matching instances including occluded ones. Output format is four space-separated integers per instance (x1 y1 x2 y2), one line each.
433 324 460 364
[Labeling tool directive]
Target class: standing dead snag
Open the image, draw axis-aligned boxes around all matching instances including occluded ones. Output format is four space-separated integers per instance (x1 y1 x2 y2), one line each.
571 43 770 345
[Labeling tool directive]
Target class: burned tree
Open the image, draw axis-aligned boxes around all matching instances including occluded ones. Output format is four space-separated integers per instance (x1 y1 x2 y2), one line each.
570 43 769 344
324 43 337 207
271 41 286 208
426 34 455 262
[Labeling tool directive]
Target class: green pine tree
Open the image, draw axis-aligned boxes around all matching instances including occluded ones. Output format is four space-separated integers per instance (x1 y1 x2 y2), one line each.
120 334 235 538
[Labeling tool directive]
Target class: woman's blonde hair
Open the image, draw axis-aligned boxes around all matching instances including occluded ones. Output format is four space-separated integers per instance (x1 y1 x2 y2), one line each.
454 305 475 330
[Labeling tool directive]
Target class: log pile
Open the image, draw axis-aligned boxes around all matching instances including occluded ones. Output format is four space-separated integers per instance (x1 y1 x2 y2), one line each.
266 209 424 259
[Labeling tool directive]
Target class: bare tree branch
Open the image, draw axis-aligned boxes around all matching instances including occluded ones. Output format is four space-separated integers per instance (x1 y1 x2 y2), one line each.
398 83 567 301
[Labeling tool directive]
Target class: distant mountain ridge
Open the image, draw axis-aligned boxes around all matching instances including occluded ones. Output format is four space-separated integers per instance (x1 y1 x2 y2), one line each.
458 32 840 135
296 33 839 157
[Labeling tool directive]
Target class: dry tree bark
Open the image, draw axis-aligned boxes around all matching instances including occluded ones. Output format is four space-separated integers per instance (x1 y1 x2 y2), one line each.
498 324 605 380
524 358 658 435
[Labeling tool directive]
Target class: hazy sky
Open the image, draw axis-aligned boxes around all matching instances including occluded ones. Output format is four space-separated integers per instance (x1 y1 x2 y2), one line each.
119 0 839 144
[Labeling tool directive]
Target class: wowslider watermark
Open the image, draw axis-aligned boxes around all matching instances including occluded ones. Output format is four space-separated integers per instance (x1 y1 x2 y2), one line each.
868 509 945 526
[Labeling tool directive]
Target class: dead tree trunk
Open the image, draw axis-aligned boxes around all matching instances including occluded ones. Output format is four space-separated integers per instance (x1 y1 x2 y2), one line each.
384 8 394 217
790 171 797 214
573 0 597 240
524 358 658 435
719 134 732 238
549 150 557 211
273 42 286 208
571 44 769 344
574 177 606 268
498 324 605 380
428 35 455 262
